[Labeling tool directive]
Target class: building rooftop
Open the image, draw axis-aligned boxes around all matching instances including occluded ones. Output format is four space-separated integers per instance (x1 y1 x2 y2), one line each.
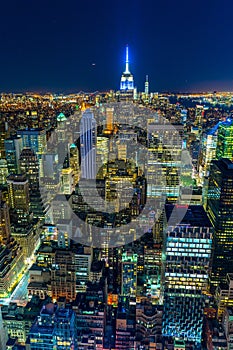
212 158 233 174
165 204 212 227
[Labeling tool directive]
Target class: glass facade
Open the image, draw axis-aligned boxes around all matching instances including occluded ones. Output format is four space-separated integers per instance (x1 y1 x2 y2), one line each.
162 205 213 346
207 158 233 288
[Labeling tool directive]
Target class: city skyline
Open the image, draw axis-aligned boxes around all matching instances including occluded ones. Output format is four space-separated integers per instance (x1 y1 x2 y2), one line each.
1 0 233 93
2 1 233 349
1 88 233 349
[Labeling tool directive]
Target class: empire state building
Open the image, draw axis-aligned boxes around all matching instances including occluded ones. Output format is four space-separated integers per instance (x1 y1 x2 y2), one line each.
120 46 134 91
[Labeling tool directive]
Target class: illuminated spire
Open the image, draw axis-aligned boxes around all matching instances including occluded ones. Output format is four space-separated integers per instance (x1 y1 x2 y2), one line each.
120 45 134 91
125 45 130 74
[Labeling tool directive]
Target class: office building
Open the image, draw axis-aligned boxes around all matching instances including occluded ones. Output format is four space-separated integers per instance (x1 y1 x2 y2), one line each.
105 107 114 133
61 168 74 194
17 128 47 158
7 174 30 224
144 75 149 95
216 120 233 160
0 159 8 185
147 120 183 203
121 251 137 297
74 245 92 293
0 195 11 244
11 220 41 262
206 158 233 288
19 148 45 219
0 119 9 159
4 135 22 174
0 197 25 297
162 205 213 347
51 249 76 302
80 109 97 179
96 136 109 178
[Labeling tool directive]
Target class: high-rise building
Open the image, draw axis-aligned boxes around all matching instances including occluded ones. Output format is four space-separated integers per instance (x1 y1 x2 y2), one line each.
61 168 74 194
0 119 9 159
80 109 97 179
200 132 218 178
4 135 22 174
121 251 137 297
0 159 8 185
147 120 183 203
7 173 30 224
120 46 134 92
162 205 213 347
216 120 233 160
19 148 45 219
17 128 47 158
0 197 25 298
195 105 205 135
69 143 79 184
11 220 41 263
51 249 76 302
74 245 92 293
96 136 109 179
0 195 11 244
119 46 135 101
206 158 233 288
106 107 114 133
144 75 149 95
19 148 39 193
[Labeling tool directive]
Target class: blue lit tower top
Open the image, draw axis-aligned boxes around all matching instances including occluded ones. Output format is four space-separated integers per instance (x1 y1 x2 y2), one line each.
125 45 130 74
120 45 134 91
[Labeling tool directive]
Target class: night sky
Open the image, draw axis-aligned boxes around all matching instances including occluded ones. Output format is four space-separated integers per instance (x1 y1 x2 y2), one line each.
1 0 233 93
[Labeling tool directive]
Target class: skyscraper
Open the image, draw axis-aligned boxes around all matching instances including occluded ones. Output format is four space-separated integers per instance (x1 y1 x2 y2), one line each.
17 128 47 157
119 46 135 101
80 109 97 179
0 196 25 298
106 107 114 132
216 120 233 161
0 194 11 244
19 149 39 191
144 75 149 95
120 46 134 91
7 173 30 224
4 135 22 174
51 249 76 302
206 158 233 288
19 148 45 219
121 251 137 297
162 205 213 347
146 120 183 203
